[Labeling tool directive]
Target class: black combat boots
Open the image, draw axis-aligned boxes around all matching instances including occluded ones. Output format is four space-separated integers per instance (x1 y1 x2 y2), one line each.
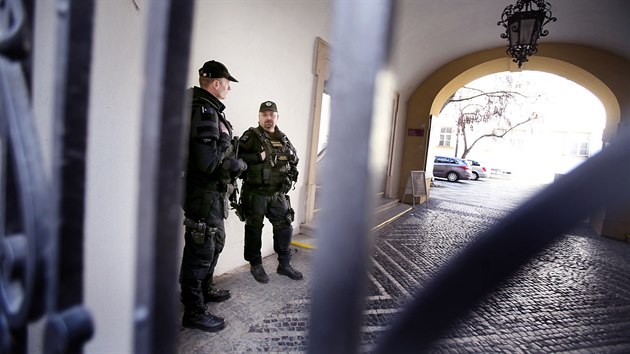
277 263 303 280
203 287 231 303
182 307 225 332
250 264 270 283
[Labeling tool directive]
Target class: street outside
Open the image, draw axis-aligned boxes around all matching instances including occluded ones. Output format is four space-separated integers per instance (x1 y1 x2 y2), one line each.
429 173 549 211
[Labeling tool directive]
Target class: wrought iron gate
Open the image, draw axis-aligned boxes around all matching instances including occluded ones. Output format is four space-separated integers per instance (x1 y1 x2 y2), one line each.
1 0 94 352
2 1 628 353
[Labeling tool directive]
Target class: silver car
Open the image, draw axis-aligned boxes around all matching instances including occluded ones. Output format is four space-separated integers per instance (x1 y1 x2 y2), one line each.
466 159 489 180
433 156 472 182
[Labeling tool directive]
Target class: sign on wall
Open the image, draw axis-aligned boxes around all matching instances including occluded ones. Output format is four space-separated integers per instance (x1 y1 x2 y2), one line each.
403 170 428 207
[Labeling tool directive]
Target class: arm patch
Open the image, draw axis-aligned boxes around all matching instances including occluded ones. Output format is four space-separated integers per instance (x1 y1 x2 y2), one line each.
191 104 220 140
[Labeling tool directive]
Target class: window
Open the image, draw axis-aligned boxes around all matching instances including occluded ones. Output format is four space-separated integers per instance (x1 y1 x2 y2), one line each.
567 133 590 156
435 156 448 163
317 92 331 155
439 127 453 147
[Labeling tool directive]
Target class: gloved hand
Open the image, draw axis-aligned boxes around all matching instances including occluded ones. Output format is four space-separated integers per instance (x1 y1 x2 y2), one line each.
288 167 299 182
222 158 247 172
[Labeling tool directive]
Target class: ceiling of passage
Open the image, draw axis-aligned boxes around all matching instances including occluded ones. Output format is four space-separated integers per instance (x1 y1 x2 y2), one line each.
391 0 630 99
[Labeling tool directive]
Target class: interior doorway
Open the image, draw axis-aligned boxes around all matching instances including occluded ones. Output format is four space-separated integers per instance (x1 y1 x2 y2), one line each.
304 37 331 224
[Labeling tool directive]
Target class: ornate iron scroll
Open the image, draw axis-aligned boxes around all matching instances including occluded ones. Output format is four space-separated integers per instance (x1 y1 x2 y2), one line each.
1 0 48 351
0 0 94 352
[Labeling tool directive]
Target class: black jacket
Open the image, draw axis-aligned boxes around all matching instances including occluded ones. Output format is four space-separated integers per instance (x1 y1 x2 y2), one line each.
183 87 234 218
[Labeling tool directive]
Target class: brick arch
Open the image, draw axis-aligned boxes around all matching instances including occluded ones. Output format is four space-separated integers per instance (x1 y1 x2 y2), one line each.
399 43 629 198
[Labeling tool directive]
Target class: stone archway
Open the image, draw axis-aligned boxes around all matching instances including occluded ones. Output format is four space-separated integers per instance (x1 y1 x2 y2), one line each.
399 43 630 199
398 43 630 240
430 57 621 142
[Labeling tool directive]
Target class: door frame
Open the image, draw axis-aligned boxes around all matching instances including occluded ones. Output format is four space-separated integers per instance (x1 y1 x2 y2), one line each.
304 37 331 224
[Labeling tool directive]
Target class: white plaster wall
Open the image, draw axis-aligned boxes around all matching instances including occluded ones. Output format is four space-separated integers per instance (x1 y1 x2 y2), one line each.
188 0 332 275
31 1 145 352
32 0 57 174
83 1 147 352
29 5 58 352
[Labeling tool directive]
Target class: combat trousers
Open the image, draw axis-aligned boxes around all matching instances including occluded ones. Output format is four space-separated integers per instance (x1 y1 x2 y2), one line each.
242 191 293 266
180 191 226 309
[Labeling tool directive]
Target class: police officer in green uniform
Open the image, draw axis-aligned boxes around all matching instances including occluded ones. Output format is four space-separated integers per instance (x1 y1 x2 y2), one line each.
237 101 303 283
180 60 246 332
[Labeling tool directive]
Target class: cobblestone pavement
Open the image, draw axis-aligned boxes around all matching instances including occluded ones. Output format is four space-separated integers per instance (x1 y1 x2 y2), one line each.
177 177 630 353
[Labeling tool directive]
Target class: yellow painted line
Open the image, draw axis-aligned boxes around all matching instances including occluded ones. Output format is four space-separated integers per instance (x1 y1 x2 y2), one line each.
291 241 316 250
371 208 412 231
292 207 412 250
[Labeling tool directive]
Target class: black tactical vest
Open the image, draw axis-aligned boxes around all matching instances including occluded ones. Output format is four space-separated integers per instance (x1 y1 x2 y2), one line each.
244 126 296 187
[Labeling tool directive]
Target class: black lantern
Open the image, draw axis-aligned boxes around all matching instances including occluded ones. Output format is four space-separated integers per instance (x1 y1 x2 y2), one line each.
497 0 557 68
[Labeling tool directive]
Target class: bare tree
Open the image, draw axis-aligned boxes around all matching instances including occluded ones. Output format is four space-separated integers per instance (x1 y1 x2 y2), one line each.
445 76 543 159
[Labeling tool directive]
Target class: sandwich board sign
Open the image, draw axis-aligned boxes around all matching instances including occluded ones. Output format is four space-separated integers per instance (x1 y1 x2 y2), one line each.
403 171 427 207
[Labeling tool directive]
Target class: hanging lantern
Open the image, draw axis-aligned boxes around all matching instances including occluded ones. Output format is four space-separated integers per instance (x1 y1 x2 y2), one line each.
498 0 557 68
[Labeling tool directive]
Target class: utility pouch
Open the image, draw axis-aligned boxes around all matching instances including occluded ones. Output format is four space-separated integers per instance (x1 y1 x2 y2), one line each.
286 207 295 223
262 168 272 183
191 229 206 245
184 218 207 245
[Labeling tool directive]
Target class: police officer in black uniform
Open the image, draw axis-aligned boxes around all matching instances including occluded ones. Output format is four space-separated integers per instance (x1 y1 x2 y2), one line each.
237 101 303 283
180 60 246 332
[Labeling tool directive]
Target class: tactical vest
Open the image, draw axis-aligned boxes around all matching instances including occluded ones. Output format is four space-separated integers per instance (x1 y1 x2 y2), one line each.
244 126 296 187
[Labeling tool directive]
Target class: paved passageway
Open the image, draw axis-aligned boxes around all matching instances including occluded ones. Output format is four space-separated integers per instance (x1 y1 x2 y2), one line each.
178 177 630 353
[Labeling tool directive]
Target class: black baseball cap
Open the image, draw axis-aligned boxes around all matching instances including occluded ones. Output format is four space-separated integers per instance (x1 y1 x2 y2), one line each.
259 101 278 112
198 60 238 82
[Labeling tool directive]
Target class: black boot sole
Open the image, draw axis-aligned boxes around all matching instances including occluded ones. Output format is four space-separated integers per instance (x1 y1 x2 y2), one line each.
204 294 231 303
251 274 270 283
182 320 226 333
277 268 304 280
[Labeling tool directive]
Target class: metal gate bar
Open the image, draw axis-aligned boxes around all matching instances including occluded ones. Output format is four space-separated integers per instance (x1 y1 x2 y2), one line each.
133 1 194 354
308 1 395 353
49 0 94 311
43 0 96 352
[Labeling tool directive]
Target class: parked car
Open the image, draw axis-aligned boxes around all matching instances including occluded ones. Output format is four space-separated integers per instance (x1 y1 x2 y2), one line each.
433 156 472 182
466 159 489 180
